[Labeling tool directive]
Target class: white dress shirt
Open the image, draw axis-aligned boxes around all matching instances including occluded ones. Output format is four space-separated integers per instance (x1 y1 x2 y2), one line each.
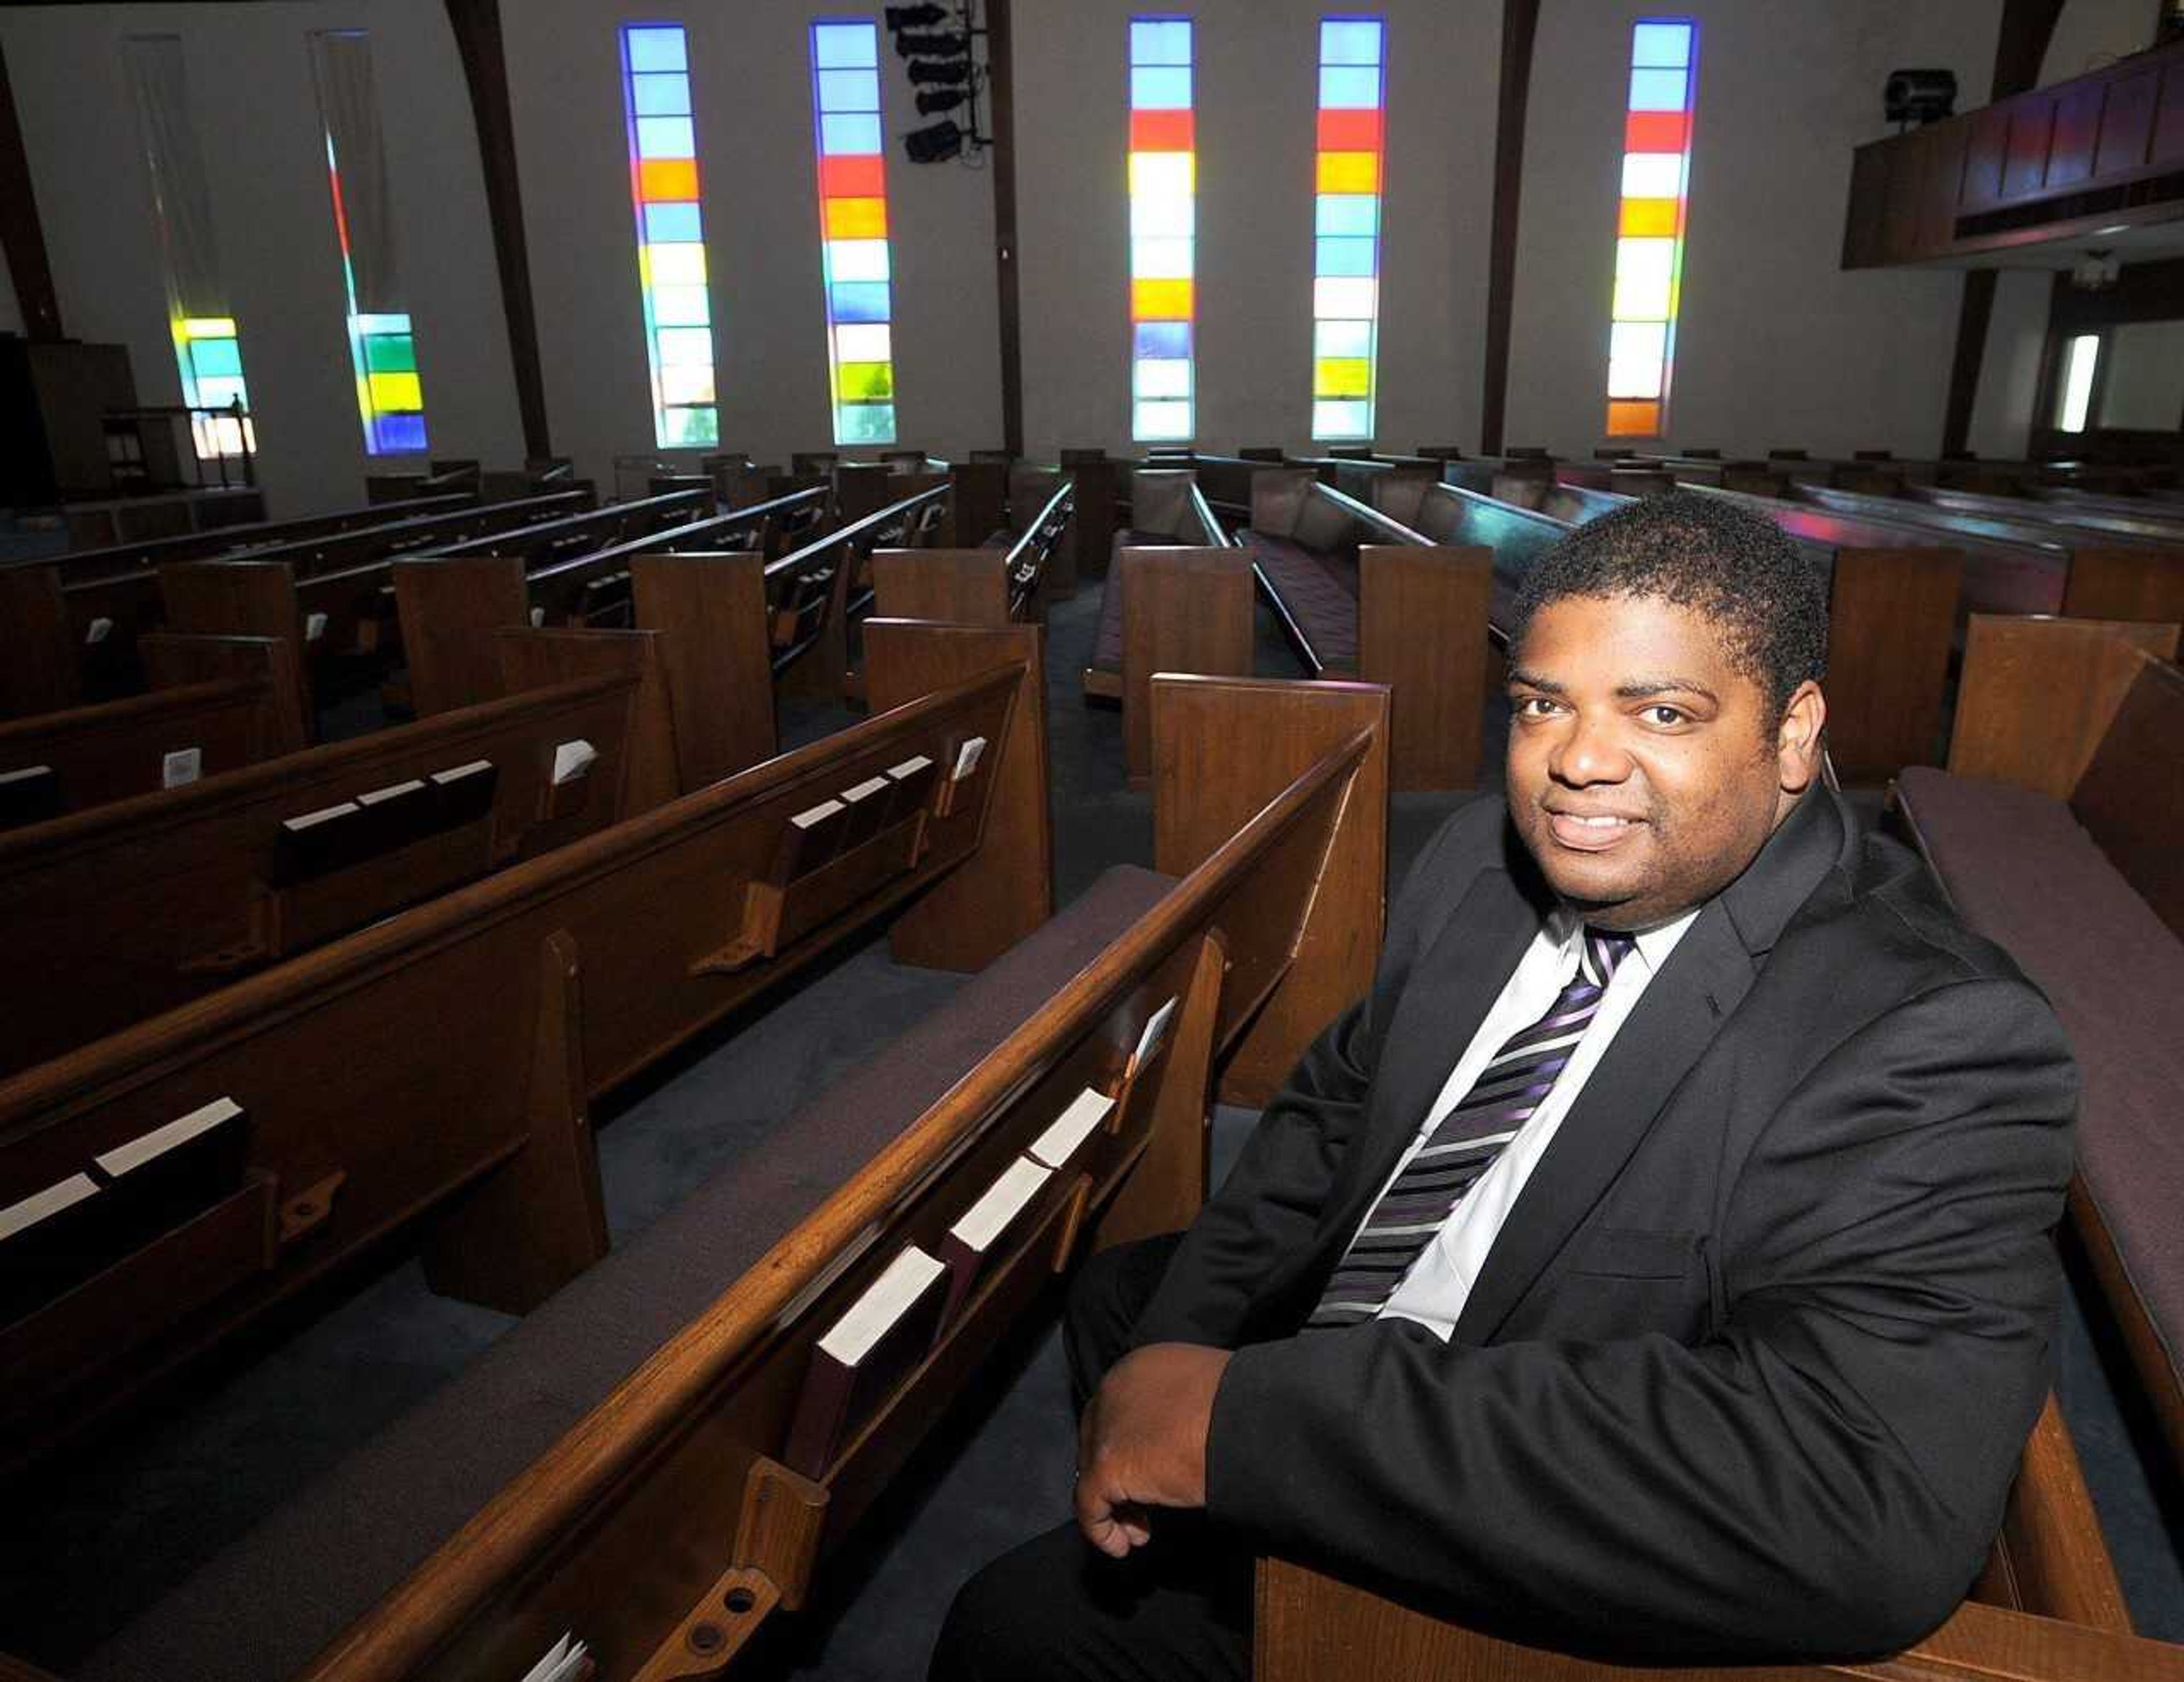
1368 906 1698 1340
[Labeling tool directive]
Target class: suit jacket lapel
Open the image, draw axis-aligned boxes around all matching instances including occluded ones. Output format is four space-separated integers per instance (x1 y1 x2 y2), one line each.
1449 786 1854 1345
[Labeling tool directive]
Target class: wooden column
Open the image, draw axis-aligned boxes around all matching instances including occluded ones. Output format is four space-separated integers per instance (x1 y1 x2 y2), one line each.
1476 0 1539 458
986 0 1025 458
0 37 62 341
444 0 552 460
1941 0 2065 456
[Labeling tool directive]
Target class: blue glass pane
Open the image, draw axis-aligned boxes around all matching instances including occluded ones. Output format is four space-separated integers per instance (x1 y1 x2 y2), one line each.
812 23 879 68
830 280 892 323
817 68 880 112
1630 21 1693 68
1130 19 1192 65
1134 320 1191 359
372 412 428 454
835 400 896 444
1319 19 1383 66
1316 194 1379 237
646 201 704 243
1130 65 1192 109
624 27 686 74
1315 236 1378 277
821 112 883 155
635 116 696 159
1318 65 1381 108
1628 67 1689 111
631 72 691 117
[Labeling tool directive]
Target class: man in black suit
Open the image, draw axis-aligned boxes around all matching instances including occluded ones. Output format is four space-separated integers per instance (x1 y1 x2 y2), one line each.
932 492 2076 1680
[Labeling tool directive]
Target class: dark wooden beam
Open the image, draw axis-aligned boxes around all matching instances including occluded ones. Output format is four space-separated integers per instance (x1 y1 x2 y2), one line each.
1941 0 2066 455
985 0 1024 458
444 0 550 459
1477 0 1539 458
0 36 63 341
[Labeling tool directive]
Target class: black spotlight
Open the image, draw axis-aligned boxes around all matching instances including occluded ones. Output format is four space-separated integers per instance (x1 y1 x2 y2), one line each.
904 119 965 164
1883 68 1956 127
916 88 971 115
907 57 973 85
885 4 946 29
895 30 968 57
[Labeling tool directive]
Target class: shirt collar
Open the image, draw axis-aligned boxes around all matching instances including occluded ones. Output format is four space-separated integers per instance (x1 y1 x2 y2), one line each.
1545 905 1701 980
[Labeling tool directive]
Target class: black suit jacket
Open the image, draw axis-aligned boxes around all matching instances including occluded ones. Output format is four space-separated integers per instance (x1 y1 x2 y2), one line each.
1132 786 2077 1662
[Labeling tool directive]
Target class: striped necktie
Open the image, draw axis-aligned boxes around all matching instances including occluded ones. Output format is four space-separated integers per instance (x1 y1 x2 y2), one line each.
1308 926 1636 1328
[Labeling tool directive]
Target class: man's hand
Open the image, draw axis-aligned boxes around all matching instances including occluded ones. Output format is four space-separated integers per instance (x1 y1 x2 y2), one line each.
1074 1342 1232 1557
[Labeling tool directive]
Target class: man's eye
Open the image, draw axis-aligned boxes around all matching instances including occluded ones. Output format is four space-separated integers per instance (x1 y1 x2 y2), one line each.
1515 695 1559 716
1644 705 1687 726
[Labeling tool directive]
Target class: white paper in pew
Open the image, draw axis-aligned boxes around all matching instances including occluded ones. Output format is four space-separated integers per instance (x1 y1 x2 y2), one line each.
162 747 202 789
530 606 545 628
516 1632 590 1682
1027 1088 1117 1171
951 735 987 781
85 618 113 645
304 612 329 642
551 739 598 786
1126 995 1180 1079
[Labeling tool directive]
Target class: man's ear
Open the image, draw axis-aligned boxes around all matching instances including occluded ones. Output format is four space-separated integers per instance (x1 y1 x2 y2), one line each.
1776 680 1826 793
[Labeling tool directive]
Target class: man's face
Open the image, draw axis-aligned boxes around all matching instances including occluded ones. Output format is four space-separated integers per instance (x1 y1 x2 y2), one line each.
1504 592 1822 932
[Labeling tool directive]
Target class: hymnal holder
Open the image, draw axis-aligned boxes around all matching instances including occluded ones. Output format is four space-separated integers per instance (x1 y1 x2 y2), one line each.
690 813 928 978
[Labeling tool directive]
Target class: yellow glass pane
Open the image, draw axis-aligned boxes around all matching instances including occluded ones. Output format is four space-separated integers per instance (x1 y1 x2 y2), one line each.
1313 357 1371 399
368 371 424 412
1618 197 1680 238
181 317 237 339
823 197 888 239
1316 151 1379 194
1131 277 1193 321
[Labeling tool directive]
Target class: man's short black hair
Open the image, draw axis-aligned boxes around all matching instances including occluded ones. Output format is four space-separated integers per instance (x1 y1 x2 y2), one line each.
1509 490 1829 714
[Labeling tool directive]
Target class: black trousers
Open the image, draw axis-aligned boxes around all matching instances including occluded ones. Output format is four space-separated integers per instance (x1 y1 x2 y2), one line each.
926 1233 1254 1681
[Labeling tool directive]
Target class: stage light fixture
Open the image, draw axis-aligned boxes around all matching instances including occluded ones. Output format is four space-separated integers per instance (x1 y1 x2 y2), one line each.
907 57 973 85
885 5 946 30
895 30 968 57
916 88 971 115
904 119 965 163
1883 68 1956 127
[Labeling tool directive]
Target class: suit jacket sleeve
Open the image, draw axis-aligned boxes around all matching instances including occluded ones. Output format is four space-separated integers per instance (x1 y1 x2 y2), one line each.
1128 807 1482 1352
1201 975 2077 1663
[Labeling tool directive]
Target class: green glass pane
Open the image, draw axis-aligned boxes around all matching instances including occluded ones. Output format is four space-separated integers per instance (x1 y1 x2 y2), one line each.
661 404 718 446
835 359 894 401
364 334 416 374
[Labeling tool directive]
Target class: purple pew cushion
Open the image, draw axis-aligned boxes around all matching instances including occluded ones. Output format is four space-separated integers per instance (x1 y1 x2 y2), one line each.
82 865 1181 1682
1239 529 1359 673
1895 765 2184 1398
1091 529 1180 673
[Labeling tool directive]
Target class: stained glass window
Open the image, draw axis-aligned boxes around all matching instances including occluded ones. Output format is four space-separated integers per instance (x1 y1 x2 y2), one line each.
621 24 718 448
2057 334 2100 433
1311 18 1385 441
810 20 898 446
1604 19 1698 439
1130 18 1195 442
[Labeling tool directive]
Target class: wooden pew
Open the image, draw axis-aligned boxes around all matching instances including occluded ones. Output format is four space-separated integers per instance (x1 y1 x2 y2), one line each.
0 652 651 1078
768 480 953 703
32 489 595 717
426 487 713 569
0 623 1049 1468
1895 614 2184 1478
1084 469 1230 705
871 478 1075 628
1255 1390 2174 1681
0 633 305 831
60 671 1383 1682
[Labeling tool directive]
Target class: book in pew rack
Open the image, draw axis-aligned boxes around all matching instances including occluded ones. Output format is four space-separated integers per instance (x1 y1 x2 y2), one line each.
940 1156 1055 1323
1026 1088 1116 1174
782 1244 950 1479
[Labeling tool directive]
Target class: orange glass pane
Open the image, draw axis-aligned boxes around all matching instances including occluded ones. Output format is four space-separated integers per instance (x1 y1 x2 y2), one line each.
1130 109 1195 152
1618 197 1681 238
1131 277 1193 321
1316 151 1380 194
1316 108 1383 153
637 157 700 201
819 154 886 198
1607 399 1661 437
823 196 888 239
1624 110 1689 153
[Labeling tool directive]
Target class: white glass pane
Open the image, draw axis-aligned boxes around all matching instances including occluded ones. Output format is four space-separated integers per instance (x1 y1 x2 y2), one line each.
1134 397 1193 440
826 239 891 281
1609 320 1668 365
835 322 892 362
1132 235 1194 278
1606 357 1664 400
1313 399 1371 439
1129 151 1194 197
2057 333 2100 433
1135 357 1192 397
1315 320 1373 359
1313 276 1377 320
1131 193 1193 238
657 326 713 367
659 364 717 405
648 242 706 286
1611 238 1675 319
1620 152 1685 199
652 285 711 327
